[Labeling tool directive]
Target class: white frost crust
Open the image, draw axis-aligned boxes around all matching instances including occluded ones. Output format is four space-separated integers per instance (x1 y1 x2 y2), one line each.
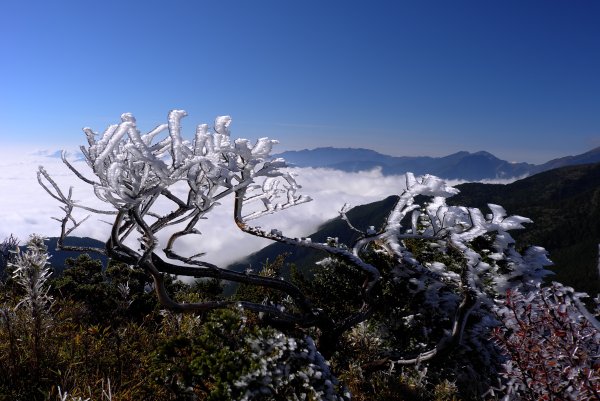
56 110 311 223
168 109 188 167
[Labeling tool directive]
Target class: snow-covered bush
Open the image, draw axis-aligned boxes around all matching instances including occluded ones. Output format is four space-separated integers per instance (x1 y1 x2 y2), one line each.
10 234 53 315
153 308 349 400
234 333 349 401
0 234 54 394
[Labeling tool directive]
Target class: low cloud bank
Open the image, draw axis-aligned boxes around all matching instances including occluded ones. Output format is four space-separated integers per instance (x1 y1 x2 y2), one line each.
0 150 523 267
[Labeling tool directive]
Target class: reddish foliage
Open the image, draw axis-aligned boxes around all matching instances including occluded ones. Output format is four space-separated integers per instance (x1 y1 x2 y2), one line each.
492 283 600 400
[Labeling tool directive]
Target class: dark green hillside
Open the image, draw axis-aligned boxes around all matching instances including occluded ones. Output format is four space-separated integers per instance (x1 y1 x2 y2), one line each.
451 163 600 296
228 195 399 276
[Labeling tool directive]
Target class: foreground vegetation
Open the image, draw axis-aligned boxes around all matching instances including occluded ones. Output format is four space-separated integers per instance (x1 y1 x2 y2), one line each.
1 236 598 400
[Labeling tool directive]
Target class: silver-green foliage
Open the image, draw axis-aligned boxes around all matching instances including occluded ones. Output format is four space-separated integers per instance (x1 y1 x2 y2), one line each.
10 234 53 314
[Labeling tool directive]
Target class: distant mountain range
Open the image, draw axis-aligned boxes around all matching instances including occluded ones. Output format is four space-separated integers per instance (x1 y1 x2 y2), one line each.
38 144 600 181
230 162 600 296
274 146 600 180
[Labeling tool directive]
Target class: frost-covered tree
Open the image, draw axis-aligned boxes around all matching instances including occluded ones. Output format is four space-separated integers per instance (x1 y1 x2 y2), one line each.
10 235 53 313
37 110 597 394
6 234 53 378
39 111 316 322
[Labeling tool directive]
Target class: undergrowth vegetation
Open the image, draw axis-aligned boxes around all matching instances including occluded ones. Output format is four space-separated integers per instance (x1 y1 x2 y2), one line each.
1 235 598 400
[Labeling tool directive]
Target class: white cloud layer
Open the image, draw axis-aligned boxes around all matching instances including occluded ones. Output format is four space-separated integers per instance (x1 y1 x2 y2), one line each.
0 148 521 267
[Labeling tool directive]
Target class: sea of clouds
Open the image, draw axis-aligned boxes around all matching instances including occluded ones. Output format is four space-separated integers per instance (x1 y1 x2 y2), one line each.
0 148 521 267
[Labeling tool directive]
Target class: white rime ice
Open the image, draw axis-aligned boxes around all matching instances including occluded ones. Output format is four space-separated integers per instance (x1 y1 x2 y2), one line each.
45 110 310 215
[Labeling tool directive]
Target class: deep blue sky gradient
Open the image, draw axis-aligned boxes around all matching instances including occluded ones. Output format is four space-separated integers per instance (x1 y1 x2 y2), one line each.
1 0 599 163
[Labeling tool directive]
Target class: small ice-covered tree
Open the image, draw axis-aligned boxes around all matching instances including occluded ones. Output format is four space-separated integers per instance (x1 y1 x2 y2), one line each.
39 111 317 323
10 235 53 313
7 234 53 376
38 110 594 385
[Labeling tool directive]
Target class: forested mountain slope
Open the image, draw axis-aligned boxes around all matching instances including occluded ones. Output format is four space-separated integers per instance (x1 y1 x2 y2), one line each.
228 195 399 278
451 162 600 295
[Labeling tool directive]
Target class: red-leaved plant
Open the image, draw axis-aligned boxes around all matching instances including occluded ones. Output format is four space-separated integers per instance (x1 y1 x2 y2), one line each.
492 283 600 400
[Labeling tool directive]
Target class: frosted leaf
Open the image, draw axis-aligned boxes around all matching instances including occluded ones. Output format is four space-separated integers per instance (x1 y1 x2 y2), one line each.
411 210 421 234
121 112 136 123
91 123 118 160
125 126 154 161
83 127 97 147
214 115 232 136
498 215 532 231
410 174 460 197
487 204 507 224
268 157 286 168
167 109 187 167
94 121 133 169
141 123 169 145
251 137 279 158
405 172 418 189
193 123 210 155
427 262 447 274
523 246 553 269
107 162 123 191
494 232 515 249
235 138 252 157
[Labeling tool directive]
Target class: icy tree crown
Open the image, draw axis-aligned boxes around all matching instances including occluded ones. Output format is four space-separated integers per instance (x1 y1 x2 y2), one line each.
73 110 309 213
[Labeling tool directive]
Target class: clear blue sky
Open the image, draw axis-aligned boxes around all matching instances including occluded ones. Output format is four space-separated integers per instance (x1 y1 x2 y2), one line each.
1 0 599 163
